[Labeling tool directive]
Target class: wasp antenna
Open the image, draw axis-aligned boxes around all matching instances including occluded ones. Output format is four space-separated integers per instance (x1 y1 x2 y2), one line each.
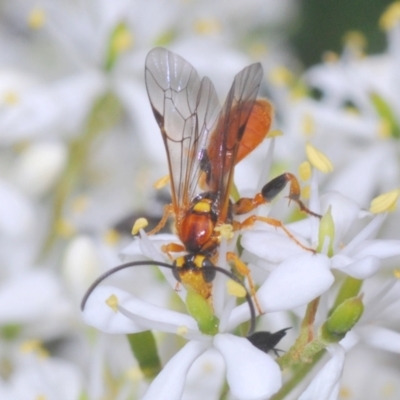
81 261 257 337
80 260 174 311
207 265 257 336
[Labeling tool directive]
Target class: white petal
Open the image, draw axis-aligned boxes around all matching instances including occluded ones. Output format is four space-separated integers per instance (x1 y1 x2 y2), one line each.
62 235 100 299
351 240 400 260
120 234 177 261
299 345 345 400
0 71 106 143
0 271 62 324
142 341 209 400
324 145 388 207
227 254 334 328
341 214 386 256
120 234 188 303
10 358 82 400
357 326 400 353
214 333 281 400
0 179 34 237
82 286 199 335
241 230 306 264
257 254 333 312
13 141 67 197
319 192 365 248
332 256 380 279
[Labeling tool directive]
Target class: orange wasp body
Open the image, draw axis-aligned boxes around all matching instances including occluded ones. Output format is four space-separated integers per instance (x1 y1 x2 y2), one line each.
145 48 317 304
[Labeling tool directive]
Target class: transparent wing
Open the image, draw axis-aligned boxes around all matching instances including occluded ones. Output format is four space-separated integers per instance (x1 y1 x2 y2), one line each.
204 62 264 222
145 47 220 221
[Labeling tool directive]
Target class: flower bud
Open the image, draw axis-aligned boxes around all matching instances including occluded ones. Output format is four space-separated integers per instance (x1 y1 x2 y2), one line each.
320 296 364 343
317 206 335 256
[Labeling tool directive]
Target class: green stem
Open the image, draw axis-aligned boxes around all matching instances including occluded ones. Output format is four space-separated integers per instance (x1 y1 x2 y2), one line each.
127 331 161 379
40 92 123 257
278 297 320 369
271 349 325 400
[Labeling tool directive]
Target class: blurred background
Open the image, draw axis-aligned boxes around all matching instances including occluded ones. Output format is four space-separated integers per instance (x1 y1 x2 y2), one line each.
0 0 399 399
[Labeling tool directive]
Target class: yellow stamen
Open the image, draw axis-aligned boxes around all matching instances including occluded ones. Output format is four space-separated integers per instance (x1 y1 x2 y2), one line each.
322 51 339 63
269 66 293 86
55 219 76 238
71 195 89 213
176 325 189 336
132 218 148 235
393 269 400 279
306 143 334 173
28 8 46 29
248 43 268 58
153 174 170 189
369 189 400 213
226 279 246 298
125 367 143 381
339 386 352 398
103 229 120 246
20 339 41 353
301 114 315 136
3 91 19 105
106 294 119 312
302 185 311 200
113 25 134 53
20 339 49 358
343 31 367 51
298 161 312 181
380 2 400 31
193 19 221 35
378 119 392 139
267 129 283 138
36 395 47 400
214 224 234 240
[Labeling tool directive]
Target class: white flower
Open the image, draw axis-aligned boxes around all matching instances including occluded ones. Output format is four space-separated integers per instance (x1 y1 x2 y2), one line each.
0 270 74 340
241 190 400 280
341 276 400 355
82 230 285 399
298 344 345 400
0 352 82 400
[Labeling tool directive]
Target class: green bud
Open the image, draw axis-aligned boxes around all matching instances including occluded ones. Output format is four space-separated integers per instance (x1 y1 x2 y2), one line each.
320 296 364 343
370 92 400 139
105 23 133 71
1 324 22 340
317 205 335 256
154 29 177 46
186 289 219 335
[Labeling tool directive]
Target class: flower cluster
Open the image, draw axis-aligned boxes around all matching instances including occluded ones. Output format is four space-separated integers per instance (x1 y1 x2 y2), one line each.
2 1 400 400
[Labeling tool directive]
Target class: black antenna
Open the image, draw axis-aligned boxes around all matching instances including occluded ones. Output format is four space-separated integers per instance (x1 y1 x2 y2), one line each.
81 260 257 336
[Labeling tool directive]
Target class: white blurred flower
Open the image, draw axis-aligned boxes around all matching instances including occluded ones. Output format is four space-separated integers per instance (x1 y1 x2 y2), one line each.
12 141 67 197
83 284 282 400
0 351 82 400
0 270 74 340
241 190 400 280
298 344 345 400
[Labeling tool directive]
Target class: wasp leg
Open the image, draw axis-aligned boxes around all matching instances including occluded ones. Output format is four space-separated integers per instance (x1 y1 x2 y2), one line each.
232 172 321 219
261 173 321 218
146 204 174 235
227 252 263 315
238 215 316 253
161 242 186 260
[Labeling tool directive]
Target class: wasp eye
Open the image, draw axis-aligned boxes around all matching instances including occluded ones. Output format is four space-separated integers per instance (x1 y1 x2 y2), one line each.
202 259 216 282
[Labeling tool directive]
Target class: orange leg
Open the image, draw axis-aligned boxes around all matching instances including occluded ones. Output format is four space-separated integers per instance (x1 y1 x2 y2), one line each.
161 242 186 260
227 251 263 315
238 215 316 253
146 204 174 235
233 172 321 219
